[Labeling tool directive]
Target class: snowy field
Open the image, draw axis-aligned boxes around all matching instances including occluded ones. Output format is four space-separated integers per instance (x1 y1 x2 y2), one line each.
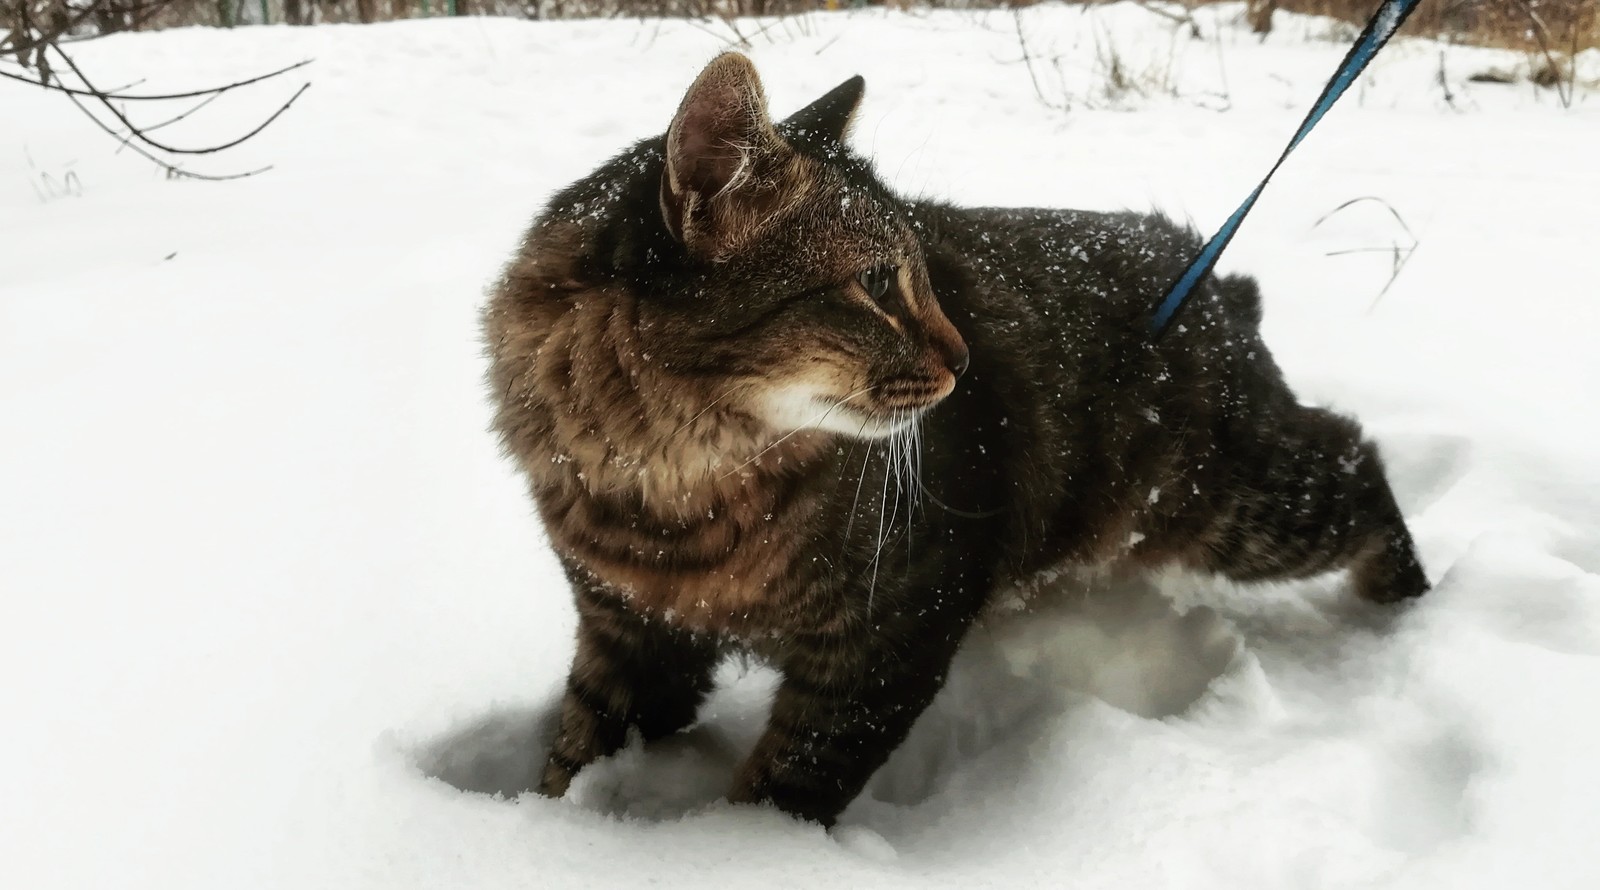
4 5 1600 888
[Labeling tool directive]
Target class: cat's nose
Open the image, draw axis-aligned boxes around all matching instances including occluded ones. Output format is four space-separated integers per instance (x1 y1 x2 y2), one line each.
944 342 970 379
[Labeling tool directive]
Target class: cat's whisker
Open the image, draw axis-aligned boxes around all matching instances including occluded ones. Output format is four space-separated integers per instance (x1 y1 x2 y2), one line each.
905 415 923 556
913 475 1006 519
869 418 916 612
886 420 901 499
716 384 875 481
671 382 744 438
891 416 909 560
831 383 881 414
842 412 876 546
867 433 895 612
889 414 904 502
918 419 926 502
910 418 920 516
906 414 919 511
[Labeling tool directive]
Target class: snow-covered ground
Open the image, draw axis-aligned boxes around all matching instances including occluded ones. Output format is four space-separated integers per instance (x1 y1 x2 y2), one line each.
4 5 1599 887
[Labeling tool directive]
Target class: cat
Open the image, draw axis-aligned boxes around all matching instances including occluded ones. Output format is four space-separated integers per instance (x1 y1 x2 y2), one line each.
481 52 1429 827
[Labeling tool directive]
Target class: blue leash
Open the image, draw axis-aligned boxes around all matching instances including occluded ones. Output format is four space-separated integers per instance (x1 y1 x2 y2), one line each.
1150 0 1423 336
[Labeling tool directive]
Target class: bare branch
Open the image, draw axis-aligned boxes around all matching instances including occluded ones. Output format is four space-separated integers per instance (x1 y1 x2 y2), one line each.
0 57 313 101
4 0 312 181
54 43 310 155
1312 196 1420 311
63 87 275 181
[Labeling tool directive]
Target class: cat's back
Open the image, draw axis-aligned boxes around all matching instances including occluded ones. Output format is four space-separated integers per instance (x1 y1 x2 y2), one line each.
916 204 1260 331
914 202 1269 395
910 201 1285 572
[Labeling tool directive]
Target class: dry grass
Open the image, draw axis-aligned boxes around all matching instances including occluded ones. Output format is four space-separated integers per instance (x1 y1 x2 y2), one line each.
1263 0 1598 53
31 0 1600 61
1237 0 1595 105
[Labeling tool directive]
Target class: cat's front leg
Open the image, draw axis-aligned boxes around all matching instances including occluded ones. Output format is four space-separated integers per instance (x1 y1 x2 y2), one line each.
539 582 720 797
729 631 963 826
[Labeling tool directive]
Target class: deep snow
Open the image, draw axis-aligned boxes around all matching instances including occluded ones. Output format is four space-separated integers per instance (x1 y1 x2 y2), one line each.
3 5 1599 888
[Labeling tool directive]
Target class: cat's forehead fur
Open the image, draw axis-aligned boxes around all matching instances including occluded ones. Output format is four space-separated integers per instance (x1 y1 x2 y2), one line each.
718 157 914 280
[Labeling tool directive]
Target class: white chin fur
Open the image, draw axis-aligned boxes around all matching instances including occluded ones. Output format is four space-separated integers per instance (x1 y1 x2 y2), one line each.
761 385 913 440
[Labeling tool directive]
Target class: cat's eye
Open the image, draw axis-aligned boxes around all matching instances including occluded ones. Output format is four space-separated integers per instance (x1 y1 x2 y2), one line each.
857 265 896 303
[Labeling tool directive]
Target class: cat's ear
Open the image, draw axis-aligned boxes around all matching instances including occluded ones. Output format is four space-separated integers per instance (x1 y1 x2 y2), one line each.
781 75 865 144
661 53 795 259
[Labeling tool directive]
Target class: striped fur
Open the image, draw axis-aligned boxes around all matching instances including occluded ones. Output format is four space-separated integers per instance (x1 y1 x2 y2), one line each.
483 54 1428 826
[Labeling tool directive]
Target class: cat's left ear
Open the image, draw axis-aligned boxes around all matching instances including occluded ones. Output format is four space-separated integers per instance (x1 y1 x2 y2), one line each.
661 53 796 260
781 74 865 144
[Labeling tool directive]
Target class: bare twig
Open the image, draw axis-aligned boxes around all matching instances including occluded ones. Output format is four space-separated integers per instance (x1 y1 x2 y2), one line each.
54 44 311 156
1508 0 1575 106
4 1 312 181
1312 196 1420 311
1436 48 1459 110
1011 9 1067 112
1133 0 1201 38
63 87 274 181
1312 196 1418 242
0 57 313 101
130 90 225 136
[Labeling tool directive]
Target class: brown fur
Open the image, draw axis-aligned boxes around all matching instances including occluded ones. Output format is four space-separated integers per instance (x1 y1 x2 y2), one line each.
482 54 1429 826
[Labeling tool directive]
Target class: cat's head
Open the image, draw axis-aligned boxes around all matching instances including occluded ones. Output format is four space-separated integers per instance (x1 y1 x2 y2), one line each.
589 54 968 441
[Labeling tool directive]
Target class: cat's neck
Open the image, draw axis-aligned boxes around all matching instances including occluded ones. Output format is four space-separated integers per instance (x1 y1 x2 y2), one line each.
520 289 832 518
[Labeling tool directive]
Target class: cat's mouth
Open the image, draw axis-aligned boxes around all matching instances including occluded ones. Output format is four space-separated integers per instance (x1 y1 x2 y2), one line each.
819 377 954 439
872 376 955 412
824 400 922 438
760 377 952 440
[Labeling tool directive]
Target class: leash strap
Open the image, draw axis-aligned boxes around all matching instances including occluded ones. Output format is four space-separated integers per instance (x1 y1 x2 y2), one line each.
1150 0 1423 335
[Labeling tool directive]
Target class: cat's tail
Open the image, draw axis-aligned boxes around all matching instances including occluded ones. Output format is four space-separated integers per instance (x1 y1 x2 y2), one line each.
1193 405 1429 604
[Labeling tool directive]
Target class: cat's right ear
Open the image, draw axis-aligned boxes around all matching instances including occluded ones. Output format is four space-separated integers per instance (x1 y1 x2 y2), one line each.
781 75 865 144
661 53 791 260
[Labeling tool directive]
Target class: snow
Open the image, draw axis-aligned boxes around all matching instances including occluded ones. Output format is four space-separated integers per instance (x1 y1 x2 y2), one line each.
3 4 1599 888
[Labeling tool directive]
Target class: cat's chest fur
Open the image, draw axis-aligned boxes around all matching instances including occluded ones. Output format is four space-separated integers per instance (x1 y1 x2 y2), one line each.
488 273 851 638
531 436 844 639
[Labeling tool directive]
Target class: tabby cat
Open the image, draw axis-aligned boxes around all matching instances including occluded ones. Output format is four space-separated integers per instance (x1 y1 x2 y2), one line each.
482 53 1429 826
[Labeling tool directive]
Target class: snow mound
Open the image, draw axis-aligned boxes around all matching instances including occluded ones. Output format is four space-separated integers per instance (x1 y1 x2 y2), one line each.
3 6 1597 889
